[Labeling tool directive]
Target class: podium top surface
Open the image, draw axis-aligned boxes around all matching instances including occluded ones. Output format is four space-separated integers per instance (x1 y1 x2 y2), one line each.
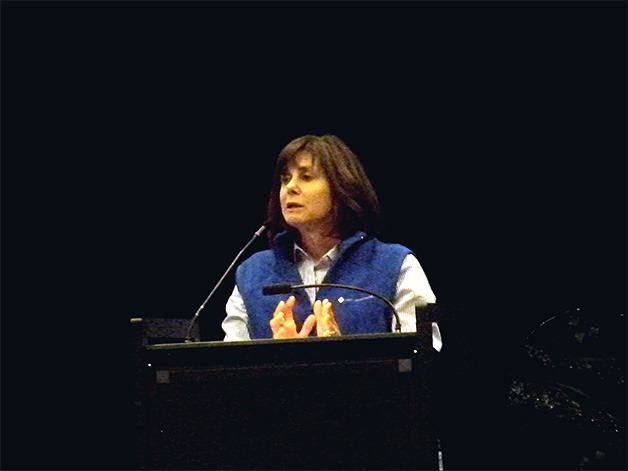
144 332 432 368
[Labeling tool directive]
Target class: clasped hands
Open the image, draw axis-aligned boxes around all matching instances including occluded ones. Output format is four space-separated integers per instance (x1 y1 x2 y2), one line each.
269 296 341 339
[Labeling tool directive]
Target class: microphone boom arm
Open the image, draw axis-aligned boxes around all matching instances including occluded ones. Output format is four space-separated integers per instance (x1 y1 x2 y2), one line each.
184 223 266 342
279 283 402 333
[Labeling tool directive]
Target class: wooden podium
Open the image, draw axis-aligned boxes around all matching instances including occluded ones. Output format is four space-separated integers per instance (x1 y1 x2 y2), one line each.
136 332 439 469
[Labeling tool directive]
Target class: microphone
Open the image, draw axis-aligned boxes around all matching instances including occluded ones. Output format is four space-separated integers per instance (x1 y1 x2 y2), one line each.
184 222 267 342
262 282 402 333
261 283 293 295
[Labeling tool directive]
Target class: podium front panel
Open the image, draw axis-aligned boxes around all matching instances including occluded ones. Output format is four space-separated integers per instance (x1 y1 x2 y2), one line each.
139 333 437 469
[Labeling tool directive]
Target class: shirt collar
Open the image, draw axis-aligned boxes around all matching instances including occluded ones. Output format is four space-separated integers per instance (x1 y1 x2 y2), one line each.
293 242 339 267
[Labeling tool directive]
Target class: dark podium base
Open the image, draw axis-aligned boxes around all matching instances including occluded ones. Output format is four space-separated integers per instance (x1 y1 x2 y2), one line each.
138 333 438 469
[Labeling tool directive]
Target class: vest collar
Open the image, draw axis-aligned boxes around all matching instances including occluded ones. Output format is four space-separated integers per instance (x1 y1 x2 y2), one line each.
273 230 369 263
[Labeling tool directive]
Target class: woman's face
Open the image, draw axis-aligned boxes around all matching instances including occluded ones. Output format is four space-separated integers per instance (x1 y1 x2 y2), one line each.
279 152 334 235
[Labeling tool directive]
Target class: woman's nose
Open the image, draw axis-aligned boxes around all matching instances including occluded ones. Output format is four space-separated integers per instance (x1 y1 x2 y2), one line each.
286 178 299 193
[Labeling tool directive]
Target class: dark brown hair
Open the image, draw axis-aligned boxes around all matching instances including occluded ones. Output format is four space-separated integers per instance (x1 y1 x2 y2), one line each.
266 134 380 242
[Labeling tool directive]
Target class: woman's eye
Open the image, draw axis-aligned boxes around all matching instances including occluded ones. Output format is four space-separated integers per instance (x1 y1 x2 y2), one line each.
301 174 313 181
280 175 290 184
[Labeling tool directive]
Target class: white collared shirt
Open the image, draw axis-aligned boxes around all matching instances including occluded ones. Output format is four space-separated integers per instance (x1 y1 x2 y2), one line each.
222 243 442 351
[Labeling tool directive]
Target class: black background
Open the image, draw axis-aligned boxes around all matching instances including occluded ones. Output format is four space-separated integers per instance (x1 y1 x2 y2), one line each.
2 1 626 469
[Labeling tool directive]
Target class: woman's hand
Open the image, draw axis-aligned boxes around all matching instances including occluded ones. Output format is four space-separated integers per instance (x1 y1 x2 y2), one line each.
269 295 316 339
314 299 341 337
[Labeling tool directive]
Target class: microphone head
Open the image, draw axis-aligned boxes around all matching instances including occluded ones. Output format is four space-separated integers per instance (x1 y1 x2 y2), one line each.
254 223 268 238
262 283 293 295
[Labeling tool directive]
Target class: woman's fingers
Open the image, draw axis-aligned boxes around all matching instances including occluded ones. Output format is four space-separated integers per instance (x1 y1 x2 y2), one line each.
322 299 341 336
270 297 297 338
269 300 286 335
283 295 296 322
324 300 337 325
299 314 317 338
314 299 339 337
313 299 322 320
271 296 341 339
274 316 297 338
271 300 285 321
313 300 324 336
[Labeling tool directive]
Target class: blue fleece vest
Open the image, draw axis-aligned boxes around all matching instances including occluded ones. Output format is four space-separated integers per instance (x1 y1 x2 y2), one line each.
236 231 412 339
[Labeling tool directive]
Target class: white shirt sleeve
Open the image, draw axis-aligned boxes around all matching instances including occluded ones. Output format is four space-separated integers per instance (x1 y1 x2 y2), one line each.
222 285 251 341
391 254 442 352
